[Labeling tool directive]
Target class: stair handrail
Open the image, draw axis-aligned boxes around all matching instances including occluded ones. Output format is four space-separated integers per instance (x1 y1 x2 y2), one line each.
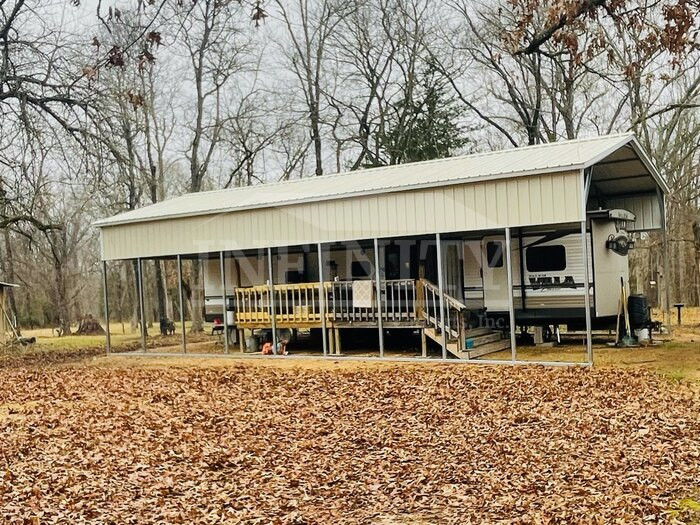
418 278 468 312
418 278 469 347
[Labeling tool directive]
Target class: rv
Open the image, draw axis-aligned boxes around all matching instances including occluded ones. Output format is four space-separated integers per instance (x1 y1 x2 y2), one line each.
464 209 636 332
202 209 639 336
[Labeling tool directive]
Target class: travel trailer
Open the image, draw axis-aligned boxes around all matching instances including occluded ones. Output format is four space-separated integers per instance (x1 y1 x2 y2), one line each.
464 209 636 331
202 208 639 336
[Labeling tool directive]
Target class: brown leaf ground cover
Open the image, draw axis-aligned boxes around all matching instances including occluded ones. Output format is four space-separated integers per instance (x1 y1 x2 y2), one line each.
1 359 700 524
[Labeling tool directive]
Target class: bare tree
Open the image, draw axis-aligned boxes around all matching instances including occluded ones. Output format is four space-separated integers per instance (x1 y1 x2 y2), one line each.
141 62 178 322
221 82 305 188
173 0 251 331
274 0 351 176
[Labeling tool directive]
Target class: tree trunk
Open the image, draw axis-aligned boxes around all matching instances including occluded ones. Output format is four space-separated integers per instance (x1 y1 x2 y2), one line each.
131 259 148 335
190 259 204 332
311 105 323 176
54 259 72 336
154 260 167 322
124 261 137 332
693 220 700 305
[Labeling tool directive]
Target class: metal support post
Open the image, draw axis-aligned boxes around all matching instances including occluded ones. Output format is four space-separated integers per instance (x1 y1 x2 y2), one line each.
373 238 385 357
177 255 187 353
581 221 593 364
435 233 447 359
504 228 517 362
102 261 111 354
318 243 328 356
267 247 278 352
220 251 229 354
137 258 146 352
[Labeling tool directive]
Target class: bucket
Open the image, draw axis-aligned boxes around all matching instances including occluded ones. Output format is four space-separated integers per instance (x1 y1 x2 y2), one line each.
278 328 293 342
245 335 260 353
635 328 649 342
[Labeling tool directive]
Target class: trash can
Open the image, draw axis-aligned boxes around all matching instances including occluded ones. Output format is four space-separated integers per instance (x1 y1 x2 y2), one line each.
245 335 260 353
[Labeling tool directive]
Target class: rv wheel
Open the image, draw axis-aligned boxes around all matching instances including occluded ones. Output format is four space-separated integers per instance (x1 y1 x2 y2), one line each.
543 326 553 343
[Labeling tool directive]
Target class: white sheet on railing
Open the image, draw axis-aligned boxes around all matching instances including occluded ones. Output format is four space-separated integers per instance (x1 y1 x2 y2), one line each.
352 280 374 309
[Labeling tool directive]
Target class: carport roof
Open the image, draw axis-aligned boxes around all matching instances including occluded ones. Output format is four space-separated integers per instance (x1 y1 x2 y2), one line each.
95 133 667 228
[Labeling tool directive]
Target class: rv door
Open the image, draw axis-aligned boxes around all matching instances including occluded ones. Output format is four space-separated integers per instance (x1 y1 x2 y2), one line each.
481 236 510 311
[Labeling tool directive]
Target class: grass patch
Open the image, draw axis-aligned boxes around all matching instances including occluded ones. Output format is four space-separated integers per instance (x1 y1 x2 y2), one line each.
33 334 139 350
667 496 700 523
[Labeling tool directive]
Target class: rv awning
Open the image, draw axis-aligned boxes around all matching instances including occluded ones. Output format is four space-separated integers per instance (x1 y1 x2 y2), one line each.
96 133 668 261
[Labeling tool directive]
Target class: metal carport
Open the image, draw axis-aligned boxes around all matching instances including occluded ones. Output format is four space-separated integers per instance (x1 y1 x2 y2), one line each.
95 133 669 364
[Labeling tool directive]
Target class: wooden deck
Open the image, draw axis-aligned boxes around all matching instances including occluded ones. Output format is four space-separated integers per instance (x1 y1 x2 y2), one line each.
233 279 420 329
230 278 506 359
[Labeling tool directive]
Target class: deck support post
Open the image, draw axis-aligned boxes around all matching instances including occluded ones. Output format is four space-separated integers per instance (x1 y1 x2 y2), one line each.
421 329 427 357
318 243 328 356
177 255 186 354
435 233 447 359
581 221 593 364
334 328 341 355
373 238 384 358
102 261 111 354
239 329 245 353
504 228 517 362
136 257 146 353
267 247 278 352
220 251 229 354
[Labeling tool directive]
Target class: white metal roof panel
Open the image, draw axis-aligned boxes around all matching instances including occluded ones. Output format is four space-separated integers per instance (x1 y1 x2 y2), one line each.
95 133 661 227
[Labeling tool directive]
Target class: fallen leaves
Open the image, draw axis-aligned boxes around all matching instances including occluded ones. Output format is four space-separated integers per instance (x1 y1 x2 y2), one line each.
0 362 699 523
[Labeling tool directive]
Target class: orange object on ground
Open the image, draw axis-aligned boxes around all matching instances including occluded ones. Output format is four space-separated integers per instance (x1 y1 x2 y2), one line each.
261 342 274 355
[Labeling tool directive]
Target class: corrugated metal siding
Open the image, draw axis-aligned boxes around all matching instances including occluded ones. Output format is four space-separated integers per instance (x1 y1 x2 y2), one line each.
100 171 583 261
95 134 635 227
600 194 663 231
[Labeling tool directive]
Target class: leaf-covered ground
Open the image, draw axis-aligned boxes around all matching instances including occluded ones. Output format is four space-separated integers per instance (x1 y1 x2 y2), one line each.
1 360 699 523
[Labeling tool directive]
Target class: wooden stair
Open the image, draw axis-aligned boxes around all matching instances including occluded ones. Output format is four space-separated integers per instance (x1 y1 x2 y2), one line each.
424 326 510 360
417 278 509 360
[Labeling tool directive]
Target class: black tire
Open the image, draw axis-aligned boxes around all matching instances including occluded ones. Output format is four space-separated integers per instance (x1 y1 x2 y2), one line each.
543 326 553 342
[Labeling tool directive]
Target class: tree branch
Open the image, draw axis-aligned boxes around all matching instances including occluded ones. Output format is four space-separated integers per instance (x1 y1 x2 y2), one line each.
0 215 61 232
515 0 607 55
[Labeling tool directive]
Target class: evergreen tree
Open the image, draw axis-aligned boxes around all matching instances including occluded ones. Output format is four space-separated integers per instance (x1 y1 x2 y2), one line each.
374 64 468 166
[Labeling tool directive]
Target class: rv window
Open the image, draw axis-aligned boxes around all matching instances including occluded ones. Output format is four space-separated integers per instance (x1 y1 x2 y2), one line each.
351 260 372 278
486 241 503 268
385 245 401 280
526 245 566 272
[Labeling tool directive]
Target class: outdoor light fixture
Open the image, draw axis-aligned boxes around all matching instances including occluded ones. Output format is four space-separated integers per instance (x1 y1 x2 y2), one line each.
606 232 634 256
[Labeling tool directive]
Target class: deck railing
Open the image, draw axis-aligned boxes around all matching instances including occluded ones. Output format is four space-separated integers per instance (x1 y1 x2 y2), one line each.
233 279 418 325
274 282 324 323
234 284 271 324
234 282 324 325
326 279 416 323
382 279 417 322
